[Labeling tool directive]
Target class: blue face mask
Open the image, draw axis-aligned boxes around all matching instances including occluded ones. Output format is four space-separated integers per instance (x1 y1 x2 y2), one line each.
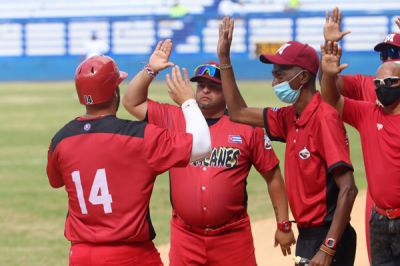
273 71 304 104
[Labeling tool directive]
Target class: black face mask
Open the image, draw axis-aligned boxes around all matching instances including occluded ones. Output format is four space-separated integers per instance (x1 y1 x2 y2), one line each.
375 85 400 106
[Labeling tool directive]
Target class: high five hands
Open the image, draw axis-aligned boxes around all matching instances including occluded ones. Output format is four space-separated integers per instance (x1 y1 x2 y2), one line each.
166 66 194 106
148 39 175 73
321 41 348 77
324 7 351 42
217 16 234 61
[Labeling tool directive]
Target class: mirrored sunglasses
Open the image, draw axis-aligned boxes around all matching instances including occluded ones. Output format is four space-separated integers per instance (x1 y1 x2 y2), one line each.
373 77 400 88
194 64 221 79
380 46 400 61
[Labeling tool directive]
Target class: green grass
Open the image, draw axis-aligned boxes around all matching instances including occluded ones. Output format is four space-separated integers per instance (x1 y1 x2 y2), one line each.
0 81 366 266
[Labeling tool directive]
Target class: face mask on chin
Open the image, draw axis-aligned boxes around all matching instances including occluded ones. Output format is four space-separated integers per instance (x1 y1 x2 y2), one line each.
376 85 400 106
272 70 304 104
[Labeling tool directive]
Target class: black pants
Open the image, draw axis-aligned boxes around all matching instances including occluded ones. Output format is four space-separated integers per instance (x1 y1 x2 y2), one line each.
295 224 356 266
370 209 400 266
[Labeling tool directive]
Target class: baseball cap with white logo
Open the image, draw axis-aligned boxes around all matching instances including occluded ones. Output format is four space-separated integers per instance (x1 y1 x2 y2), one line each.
259 41 319 76
374 33 400 51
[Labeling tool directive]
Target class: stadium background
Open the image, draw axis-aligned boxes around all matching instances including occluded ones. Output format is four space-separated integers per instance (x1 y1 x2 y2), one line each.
0 0 399 265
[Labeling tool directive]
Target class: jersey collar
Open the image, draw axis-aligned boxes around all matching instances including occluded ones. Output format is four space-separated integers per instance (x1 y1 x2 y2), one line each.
294 92 321 127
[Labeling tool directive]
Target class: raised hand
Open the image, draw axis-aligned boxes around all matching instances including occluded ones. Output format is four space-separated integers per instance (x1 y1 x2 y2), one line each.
324 7 351 42
166 66 194 106
148 39 174 73
321 41 348 76
217 16 234 60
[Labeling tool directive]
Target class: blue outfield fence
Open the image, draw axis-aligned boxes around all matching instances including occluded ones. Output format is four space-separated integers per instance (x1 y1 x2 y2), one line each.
0 10 398 81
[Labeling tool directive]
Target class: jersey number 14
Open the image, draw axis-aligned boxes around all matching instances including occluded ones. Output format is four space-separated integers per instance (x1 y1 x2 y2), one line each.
71 168 113 214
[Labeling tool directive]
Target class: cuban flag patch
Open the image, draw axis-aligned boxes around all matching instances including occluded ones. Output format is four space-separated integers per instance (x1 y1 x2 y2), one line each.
228 135 242 144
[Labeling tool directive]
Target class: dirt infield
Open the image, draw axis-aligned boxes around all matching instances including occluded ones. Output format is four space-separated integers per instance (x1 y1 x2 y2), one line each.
157 190 369 266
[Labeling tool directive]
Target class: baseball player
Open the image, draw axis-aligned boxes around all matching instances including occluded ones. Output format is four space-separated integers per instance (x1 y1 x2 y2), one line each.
323 8 400 261
46 55 212 266
218 17 358 266
123 39 296 265
321 40 400 266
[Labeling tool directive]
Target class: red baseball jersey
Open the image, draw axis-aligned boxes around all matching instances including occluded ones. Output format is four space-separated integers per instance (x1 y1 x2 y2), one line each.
341 74 377 102
147 99 279 228
342 98 400 209
263 93 353 227
46 115 192 243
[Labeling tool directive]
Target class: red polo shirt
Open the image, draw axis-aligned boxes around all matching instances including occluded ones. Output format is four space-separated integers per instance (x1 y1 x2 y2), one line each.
47 115 192 243
342 74 377 102
342 97 400 209
263 92 353 227
147 100 279 228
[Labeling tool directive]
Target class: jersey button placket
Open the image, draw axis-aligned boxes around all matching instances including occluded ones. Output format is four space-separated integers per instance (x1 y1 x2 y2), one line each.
200 166 210 222
294 126 299 144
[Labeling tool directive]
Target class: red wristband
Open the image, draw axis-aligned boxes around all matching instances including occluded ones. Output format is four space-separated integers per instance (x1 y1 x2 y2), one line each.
277 220 292 232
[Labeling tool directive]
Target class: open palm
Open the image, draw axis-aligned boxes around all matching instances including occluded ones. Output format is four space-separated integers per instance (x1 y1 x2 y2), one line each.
321 41 348 76
324 7 350 42
217 16 234 59
148 39 174 72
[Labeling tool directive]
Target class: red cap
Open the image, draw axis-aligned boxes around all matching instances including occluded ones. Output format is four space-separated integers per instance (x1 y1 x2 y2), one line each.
75 55 128 106
374 33 400 51
259 41 319 76
190 62 222 84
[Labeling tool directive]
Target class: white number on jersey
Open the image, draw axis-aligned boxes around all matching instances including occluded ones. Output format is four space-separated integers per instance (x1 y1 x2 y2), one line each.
71 168 113 214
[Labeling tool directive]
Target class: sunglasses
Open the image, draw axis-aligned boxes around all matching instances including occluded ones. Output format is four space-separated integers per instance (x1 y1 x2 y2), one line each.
194 64 221 79
373 77 400 88
380 46 400 61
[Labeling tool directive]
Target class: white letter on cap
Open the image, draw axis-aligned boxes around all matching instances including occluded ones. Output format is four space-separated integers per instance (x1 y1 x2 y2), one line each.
277 43 291 55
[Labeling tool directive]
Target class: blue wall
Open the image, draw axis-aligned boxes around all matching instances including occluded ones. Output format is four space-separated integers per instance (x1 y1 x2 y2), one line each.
0 51 381 82
0 10 392 82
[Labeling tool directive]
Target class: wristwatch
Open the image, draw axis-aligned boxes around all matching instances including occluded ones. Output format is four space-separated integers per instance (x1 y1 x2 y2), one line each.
324 238 337 250
277 220 292 232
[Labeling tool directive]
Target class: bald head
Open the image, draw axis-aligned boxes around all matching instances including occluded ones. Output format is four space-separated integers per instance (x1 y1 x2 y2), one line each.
376 61 400 79
375 61 400 109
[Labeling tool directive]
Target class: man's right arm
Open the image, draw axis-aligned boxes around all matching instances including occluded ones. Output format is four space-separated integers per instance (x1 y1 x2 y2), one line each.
123 68 153 120
217 16 265 127
320 7 351 98
123 39 174 121
320 41 346 116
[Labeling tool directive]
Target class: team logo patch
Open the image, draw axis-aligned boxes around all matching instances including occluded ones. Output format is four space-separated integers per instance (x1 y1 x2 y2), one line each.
271 107 280 112
228 135 242 144
264 134 272 150
377 123 383 131
299 147 311 160
84 123 91 131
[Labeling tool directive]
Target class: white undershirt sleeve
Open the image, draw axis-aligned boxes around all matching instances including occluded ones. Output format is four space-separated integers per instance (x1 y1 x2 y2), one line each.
181 99 212 162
